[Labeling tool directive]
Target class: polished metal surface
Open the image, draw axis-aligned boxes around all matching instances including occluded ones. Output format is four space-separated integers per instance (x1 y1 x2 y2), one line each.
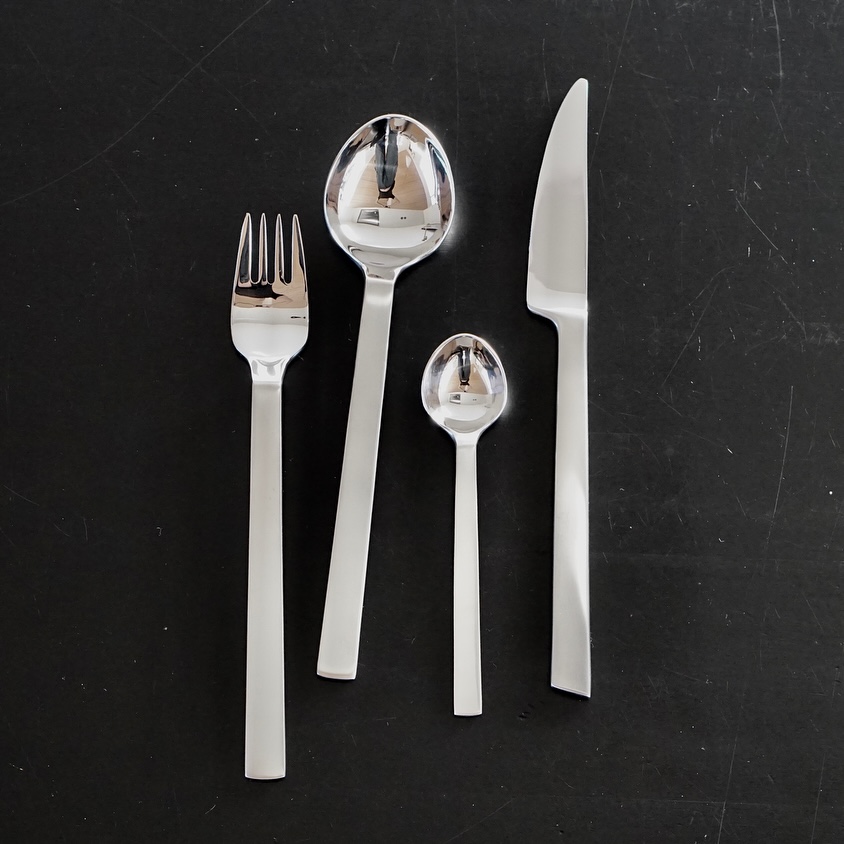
232 213 309 312
421 334 507 440
421 334 507 716
525 78 591 698
230 212 309 779
324 115 454 279
527 78 588 312
317 115 455 681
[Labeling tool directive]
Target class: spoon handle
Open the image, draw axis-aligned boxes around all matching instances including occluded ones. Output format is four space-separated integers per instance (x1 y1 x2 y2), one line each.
453 440 482 716
245 380 286 779
317 276 395 680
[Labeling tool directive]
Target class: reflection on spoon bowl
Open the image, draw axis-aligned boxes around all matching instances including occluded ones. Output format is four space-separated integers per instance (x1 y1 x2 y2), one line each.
422 334 507 440
325 114 454 278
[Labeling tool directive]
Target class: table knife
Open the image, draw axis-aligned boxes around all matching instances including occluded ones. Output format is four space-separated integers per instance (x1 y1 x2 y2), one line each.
526 78 591 697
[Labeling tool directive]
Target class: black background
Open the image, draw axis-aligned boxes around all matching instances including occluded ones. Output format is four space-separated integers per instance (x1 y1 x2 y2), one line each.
2 1 842 841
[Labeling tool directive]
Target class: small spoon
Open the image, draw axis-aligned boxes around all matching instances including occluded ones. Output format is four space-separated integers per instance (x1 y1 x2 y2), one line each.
421 333 508 716
318 115 456 680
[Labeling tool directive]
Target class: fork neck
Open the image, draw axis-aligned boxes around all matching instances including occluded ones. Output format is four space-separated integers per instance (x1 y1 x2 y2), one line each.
249 358 289 384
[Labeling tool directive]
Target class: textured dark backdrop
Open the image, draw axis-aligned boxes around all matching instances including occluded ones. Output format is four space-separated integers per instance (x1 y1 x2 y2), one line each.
1 1 842 841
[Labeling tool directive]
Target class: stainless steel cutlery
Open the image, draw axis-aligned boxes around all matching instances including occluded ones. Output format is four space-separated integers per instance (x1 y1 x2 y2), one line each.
526 78 591 697
229 81 589 774
317 115 455 681
421 334 508 716
231 212 308 779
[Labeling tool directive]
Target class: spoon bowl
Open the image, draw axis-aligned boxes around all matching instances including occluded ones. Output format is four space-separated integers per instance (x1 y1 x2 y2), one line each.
421 333 507 716
325 115 455 278
422 334 508 440
317 115 455 681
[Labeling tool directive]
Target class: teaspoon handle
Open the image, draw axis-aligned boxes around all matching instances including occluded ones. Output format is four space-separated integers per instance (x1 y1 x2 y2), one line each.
317 276 396 680
245 380 286 779
453 439 482 716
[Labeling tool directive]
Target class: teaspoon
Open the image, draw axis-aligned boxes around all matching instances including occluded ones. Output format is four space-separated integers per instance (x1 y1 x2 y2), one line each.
318 115 455 680
421 333 508 715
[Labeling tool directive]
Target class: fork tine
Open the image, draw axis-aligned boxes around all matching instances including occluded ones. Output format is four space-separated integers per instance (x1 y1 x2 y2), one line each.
290 214 307 295
257 213 269 285
274 214 285 285
235 213 252 287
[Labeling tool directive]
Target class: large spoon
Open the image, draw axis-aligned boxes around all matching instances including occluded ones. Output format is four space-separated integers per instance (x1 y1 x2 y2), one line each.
318 115 455 680
421 333 508 715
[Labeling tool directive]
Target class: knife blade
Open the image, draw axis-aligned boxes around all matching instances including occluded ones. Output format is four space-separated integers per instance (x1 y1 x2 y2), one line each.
526 78 590 697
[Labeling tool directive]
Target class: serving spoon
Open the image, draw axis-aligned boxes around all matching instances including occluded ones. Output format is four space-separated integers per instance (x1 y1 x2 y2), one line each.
318 115 455 680
421 333 508 715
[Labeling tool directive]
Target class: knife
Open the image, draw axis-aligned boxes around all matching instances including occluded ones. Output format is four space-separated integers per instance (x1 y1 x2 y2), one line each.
526 78 591 697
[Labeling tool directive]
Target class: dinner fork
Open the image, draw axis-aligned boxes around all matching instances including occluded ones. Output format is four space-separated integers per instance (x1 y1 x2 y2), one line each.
230 212 308 779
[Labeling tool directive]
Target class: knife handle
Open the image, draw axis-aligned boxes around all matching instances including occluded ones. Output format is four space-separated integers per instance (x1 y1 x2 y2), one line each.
453 439 482 716
317 276 395 680
550 310 591 697
245 380 286 779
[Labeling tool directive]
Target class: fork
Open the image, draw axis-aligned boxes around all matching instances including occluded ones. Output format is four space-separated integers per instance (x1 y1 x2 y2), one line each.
230 212 308 779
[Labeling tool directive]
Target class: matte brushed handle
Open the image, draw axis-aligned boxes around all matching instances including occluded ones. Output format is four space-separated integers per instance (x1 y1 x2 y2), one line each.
318 277 395 680
245 380 286 779
550 311 591 698
453 439 482 716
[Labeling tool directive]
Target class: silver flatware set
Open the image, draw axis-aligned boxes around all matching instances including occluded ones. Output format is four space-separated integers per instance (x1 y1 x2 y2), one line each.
230 79 590 778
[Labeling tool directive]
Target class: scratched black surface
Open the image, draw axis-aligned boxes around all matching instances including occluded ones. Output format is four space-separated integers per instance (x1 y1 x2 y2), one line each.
1 1 842 842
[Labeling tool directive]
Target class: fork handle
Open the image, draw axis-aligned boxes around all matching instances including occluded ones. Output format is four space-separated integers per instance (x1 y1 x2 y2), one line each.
317 276 395 679
245 379 286 779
